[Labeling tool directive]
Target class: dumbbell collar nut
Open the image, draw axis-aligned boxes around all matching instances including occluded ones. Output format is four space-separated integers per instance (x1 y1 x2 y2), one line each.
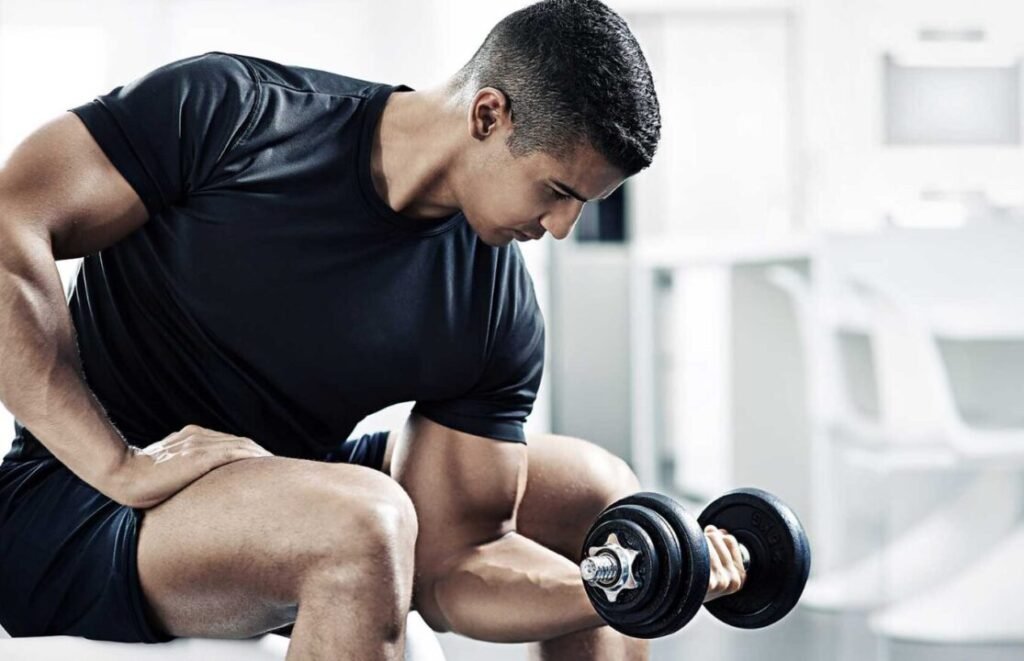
580 532 640 603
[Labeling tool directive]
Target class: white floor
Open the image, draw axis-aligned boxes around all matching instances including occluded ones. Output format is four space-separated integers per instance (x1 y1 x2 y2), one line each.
436 608 1024 661
5 608 1022 660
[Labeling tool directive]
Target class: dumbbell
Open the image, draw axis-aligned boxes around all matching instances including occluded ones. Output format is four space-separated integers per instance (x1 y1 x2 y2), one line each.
578 487 811 638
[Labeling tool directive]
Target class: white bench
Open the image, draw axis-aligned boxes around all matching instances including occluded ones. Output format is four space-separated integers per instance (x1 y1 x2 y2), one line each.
0 611 446 660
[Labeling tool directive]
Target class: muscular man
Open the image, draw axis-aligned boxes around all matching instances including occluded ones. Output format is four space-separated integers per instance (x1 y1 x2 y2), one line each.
0 1 746 659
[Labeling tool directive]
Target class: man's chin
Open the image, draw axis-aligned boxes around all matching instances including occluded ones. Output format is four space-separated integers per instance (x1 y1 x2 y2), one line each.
463 213 516 247
468 222 512 247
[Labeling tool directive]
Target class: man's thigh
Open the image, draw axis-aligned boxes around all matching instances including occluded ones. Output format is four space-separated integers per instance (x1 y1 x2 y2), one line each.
136 456 401 638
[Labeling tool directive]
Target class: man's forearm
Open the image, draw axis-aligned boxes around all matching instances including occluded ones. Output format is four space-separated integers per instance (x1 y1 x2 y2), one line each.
427 531 605 643
0 223 128 493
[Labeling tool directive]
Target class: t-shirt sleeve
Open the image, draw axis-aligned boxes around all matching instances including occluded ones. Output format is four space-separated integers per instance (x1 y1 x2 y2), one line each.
68 52 258 217
413 272 545 444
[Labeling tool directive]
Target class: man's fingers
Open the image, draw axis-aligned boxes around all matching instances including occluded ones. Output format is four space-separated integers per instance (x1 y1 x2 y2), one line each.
145 435 266 462
720 529 747 584
152 435 229 452
706 525 743 594
705 525 725 590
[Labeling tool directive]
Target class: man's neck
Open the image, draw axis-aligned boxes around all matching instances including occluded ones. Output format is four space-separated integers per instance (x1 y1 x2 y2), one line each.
370 88 463 220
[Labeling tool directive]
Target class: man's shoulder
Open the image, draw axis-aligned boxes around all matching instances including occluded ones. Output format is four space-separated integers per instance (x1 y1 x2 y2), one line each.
211 51 388 101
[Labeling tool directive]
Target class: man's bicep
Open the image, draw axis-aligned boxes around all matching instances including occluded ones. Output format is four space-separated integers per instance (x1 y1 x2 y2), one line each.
391 413 527 545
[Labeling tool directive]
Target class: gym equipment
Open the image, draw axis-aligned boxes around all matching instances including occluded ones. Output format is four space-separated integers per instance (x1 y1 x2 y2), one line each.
579 487 810 638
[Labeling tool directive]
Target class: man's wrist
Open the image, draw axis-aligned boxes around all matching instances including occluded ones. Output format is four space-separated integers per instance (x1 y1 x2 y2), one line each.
94 442 138 505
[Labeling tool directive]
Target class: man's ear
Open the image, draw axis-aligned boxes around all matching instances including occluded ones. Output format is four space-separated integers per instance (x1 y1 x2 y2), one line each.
468 87 510 141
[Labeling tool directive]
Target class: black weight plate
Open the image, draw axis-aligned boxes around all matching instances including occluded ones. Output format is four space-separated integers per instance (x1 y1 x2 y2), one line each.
581 517 661 621
697 488 811 629
605 492 710 638
582 505 675 628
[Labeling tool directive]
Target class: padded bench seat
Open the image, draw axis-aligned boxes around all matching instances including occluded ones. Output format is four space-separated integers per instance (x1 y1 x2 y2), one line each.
0 612 446 660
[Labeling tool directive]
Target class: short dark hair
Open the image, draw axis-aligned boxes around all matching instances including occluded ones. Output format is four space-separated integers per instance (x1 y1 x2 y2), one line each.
452 0 661 176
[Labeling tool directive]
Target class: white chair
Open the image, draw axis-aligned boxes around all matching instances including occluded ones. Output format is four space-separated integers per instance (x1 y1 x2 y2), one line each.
763 226 1024 640
0 611 447 661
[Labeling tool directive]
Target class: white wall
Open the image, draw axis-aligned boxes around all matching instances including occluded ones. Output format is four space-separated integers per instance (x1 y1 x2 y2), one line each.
618 0 1024 237
627 8 798 240
799 0 1024 231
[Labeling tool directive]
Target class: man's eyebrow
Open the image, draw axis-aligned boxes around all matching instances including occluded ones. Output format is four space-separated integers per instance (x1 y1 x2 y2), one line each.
552 180 590 203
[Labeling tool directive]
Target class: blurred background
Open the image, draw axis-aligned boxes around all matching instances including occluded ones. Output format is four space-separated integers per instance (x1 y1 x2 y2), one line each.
1 0 1023 659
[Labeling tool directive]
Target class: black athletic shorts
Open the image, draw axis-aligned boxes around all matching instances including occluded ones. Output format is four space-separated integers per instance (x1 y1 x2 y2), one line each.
0 430 390 642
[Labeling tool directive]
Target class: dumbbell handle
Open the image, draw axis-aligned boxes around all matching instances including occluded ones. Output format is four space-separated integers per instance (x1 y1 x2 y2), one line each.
580 539 751 590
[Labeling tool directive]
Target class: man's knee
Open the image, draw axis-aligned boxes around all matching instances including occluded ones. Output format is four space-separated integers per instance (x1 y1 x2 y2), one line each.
605 454 641 500
299 470 419 639
304 465 419 571
341 471 419 557
574 445 641 514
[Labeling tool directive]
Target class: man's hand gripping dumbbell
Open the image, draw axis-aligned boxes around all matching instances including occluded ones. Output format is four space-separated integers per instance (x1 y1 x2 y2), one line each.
578 488 811 638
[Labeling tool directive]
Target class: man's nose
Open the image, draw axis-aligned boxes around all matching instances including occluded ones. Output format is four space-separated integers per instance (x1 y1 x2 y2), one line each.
540 204 584 240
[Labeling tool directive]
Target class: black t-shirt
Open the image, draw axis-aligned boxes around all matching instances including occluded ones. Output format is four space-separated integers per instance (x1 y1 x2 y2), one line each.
6 52 545 461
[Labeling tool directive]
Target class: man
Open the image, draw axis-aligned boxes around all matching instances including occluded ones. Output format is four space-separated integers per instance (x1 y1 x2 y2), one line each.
0 1 746 659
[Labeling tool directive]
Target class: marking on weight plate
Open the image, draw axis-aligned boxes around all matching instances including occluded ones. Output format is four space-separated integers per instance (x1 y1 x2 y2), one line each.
751 510 785 565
